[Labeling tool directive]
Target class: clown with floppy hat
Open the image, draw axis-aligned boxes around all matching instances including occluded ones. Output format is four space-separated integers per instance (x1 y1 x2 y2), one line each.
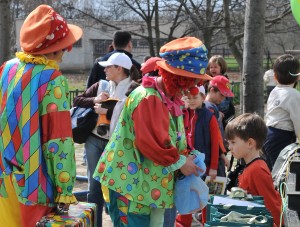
93 37 211 226
0 5 82 226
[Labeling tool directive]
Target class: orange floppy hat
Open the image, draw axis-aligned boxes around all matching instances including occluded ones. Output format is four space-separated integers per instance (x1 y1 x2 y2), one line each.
20 5 83 55
157 37 212 80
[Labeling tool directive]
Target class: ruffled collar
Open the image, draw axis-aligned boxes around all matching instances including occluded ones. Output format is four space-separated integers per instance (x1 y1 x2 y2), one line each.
16 52 59 70
142 76 184 116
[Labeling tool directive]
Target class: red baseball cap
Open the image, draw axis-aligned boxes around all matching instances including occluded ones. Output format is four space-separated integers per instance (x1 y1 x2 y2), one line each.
141 57 162 75
209 75 234 97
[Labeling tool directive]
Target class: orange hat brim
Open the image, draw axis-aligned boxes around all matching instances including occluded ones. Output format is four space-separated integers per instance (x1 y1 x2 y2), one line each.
23 24 83 55
156 60 212 80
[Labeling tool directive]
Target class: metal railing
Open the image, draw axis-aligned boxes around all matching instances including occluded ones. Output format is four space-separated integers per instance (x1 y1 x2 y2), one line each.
68 81 300 107
69 89 84 107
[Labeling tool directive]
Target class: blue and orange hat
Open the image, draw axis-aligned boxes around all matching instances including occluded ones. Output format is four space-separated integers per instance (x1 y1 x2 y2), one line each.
157 37 212 80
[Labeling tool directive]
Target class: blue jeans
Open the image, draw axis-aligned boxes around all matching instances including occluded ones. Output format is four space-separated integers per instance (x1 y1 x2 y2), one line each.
85 134 108 227
263 126 296 170
163 206 176 227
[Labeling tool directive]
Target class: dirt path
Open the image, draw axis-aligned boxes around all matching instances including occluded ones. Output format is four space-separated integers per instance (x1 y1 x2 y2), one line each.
74 143 113 227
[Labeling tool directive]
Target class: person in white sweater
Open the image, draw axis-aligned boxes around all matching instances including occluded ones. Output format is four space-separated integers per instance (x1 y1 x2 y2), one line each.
263 54 300 170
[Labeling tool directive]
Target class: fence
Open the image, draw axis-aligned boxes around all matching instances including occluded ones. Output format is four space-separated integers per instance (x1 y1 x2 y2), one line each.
69 89 84 106
68 81 300 107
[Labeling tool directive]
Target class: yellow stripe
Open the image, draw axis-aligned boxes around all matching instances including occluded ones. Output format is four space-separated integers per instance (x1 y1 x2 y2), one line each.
2 124 11 148
29 149 39 175
14 64 25 86
22 102 30 127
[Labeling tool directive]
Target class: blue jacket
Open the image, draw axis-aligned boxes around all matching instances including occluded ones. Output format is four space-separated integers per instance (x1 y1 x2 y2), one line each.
193 105 214 167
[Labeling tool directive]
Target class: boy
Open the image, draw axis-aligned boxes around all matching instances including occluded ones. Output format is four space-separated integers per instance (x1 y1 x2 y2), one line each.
225 113 282 227
205 75 234 176
176 85 224 226
263 54 300 170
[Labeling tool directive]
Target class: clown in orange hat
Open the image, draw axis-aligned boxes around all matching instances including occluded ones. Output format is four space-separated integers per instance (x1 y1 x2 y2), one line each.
93 37 212 226
0 5 82 226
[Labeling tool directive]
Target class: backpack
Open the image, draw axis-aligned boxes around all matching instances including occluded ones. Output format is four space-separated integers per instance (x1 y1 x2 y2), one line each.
70 106 98 144
272 142 300 191
71 80 109 144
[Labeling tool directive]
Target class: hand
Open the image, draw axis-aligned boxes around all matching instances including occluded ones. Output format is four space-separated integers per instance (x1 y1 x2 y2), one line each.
219 111 224 119
180 155 204 176
221 153 230 168
94 103 108 114
94 92 109 103
208 169 217 181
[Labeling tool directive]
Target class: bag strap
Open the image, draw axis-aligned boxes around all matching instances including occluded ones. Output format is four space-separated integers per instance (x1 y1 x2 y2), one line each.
70 106 79 117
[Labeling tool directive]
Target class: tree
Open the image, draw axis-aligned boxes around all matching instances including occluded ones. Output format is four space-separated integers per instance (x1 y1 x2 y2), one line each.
0 0 11 64
241 0 266 116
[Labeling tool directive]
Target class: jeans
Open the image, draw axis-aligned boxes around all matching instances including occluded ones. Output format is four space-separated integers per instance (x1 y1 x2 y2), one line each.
85 134 108 227
163 206 176 227
263 126 296 170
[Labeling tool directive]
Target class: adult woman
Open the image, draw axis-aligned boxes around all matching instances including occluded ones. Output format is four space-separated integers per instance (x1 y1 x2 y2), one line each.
0 5 82 226
73 52 140 227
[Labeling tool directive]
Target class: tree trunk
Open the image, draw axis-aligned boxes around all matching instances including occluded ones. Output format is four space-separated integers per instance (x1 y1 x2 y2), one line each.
154 0 160 56
242 0 266 116
0 0 11 64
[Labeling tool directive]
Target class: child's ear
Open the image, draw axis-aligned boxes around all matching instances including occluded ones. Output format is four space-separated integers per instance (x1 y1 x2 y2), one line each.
248 138 256 149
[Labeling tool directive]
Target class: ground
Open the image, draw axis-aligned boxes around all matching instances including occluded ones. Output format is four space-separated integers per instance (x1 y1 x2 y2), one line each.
73 143 113 227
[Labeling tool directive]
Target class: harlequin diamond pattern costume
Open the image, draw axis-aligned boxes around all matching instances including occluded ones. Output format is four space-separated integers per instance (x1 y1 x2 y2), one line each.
0 53 77 205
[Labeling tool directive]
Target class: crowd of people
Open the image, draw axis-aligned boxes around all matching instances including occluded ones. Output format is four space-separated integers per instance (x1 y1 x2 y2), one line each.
1 4 299 227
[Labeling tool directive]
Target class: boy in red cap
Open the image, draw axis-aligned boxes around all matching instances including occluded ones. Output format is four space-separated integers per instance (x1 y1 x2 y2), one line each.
0 5 82 226
93 37 211 226
192 75 234 225
176 85 225 227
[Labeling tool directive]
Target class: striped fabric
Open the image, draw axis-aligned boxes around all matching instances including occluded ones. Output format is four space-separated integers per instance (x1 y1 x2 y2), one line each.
0 57 76 206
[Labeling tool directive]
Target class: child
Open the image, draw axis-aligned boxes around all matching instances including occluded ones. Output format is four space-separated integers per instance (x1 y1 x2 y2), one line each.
205 76 234 176
225 113 282 227
176 85 225 227
207 55 235 129
263 54 300 170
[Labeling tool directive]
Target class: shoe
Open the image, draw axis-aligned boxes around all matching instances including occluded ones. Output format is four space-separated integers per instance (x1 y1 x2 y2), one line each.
192 212 202 224
81 162 87 166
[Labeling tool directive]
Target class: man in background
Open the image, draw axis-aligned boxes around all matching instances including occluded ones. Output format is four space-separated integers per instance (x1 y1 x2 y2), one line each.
86 30 141 88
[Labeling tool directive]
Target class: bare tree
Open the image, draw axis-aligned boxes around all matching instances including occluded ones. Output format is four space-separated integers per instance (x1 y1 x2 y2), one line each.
241 0 266 116
0 0 11 64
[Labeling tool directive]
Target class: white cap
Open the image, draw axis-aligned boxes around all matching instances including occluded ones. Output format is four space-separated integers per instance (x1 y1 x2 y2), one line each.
98 52 133 70
198 85 206 95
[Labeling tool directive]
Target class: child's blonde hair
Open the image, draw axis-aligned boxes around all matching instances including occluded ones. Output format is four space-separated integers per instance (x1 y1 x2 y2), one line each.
208 55 228 75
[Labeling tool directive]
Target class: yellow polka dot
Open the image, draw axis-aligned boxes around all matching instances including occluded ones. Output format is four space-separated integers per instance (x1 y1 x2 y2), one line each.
58 171 70 183
54 87 62 99
118 150 124 157
137 194 144 201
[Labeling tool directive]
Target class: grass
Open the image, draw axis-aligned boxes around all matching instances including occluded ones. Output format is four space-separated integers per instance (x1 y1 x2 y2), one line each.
225 57 274 71
65 73 87 91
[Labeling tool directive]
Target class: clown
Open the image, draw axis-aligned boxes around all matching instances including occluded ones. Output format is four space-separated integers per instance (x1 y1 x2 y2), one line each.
0 5 82 226
93 37 211 227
